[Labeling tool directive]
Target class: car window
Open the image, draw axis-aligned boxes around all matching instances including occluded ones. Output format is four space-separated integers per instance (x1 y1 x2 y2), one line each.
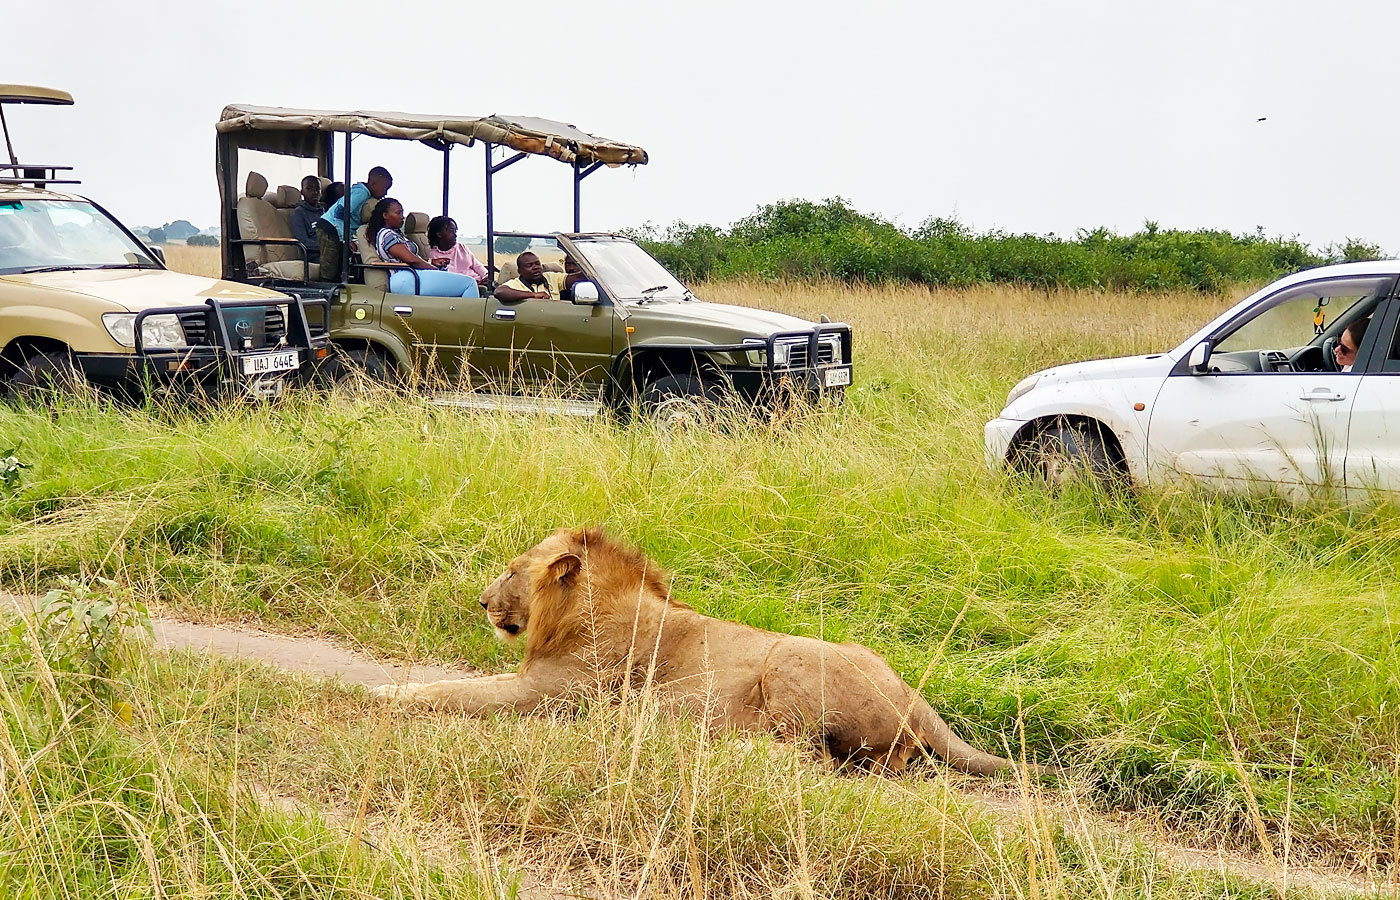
1214 277 1388 367
0 199 156 274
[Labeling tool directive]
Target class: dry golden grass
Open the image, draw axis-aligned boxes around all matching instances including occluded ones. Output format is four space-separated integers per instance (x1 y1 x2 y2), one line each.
161 242 221 278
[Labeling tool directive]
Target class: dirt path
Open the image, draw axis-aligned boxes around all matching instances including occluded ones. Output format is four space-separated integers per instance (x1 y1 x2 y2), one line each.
2 592 1388 896
1 592 476 686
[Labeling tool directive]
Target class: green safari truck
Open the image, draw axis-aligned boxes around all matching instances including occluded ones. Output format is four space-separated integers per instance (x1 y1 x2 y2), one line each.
214 105 851 418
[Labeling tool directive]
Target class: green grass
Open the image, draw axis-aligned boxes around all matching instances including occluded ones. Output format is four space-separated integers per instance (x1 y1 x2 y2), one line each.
0 280 1397 894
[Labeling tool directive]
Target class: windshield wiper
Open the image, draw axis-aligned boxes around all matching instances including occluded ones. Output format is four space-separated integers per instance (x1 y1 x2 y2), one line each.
19 265 96 274
96 262 161 270
637 285 671 303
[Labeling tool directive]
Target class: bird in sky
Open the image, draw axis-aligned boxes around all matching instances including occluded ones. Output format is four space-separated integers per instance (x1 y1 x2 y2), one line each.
1256 117 1268 122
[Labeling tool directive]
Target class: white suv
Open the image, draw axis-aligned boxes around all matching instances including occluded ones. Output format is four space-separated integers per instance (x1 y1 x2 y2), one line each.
986 261 1400 498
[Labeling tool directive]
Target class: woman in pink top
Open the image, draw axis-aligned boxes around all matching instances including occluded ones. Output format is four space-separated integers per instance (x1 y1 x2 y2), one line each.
427 216 489 287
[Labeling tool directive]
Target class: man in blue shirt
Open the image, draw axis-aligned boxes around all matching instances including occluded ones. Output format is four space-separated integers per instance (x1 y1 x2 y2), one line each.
314 166 392 281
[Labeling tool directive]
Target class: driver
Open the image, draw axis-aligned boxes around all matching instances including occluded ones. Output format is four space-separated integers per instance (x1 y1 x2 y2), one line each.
494 251 567 301
1334 318 1369 372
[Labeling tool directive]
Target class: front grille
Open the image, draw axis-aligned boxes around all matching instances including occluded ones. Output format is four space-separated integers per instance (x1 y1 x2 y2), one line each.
780 340 838 369
178 311 210 346
265 306 287 346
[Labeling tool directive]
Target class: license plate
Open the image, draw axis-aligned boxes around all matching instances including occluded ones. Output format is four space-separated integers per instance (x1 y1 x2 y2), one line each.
241 350 300 376
824 366 852 388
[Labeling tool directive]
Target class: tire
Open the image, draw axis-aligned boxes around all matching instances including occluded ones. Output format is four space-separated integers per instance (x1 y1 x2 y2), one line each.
639 373 720 427
316 345 396 388
1021 418 1120 489
6 349 86 401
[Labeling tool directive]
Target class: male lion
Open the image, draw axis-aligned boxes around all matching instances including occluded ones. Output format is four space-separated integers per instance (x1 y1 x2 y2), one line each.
371 527 1019 775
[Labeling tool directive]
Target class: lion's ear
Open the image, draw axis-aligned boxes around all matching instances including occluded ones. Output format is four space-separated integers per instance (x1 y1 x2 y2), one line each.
545 552 581 585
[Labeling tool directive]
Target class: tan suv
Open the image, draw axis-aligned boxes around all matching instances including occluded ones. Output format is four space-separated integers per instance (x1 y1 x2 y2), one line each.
0 85 329 398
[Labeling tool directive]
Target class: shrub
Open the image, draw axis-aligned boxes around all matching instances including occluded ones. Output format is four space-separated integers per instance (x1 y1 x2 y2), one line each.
185 233 219 247
636 198 1370 292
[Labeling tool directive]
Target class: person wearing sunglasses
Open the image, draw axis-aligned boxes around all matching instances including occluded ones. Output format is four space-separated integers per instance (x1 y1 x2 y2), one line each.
1333 317 1369 372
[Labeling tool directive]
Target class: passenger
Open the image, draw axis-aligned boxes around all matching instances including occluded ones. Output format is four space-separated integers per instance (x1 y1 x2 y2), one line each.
288 175 323 264
1334 317 1369 373
426 216 488 288
314 166 392 281
367 198 480 299
321 181 345 212
494 251 567 301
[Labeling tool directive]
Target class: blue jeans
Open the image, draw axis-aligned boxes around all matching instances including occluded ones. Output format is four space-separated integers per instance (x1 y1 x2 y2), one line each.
388 269 480 298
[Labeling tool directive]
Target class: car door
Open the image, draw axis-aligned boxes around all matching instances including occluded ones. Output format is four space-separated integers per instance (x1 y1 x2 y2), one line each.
388 292 488 381
479 295 615 395
1147 275 1394 497
1342 294 1400 497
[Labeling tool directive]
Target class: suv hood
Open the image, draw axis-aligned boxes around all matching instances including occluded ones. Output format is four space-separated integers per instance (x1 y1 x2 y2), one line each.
627 299 818 338
1 269 286 312
1036 353 1173 386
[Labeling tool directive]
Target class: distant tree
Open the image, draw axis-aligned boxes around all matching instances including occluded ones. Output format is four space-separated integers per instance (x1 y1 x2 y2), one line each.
145 227 167 245
494 235 531 254
162 219 199 240
186 233 219 247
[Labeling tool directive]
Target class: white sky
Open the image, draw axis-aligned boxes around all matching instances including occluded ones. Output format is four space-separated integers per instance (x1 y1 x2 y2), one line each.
7 0 1399 252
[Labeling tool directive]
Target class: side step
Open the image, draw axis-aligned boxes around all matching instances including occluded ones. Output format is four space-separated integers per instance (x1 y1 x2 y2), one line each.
429 391 605 417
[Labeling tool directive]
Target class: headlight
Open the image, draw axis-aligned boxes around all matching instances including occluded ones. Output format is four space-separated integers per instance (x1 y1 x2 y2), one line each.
743 339 767 367
821 334 843 363
1006 372 1043 406
102 313 185 349
771 342 790 367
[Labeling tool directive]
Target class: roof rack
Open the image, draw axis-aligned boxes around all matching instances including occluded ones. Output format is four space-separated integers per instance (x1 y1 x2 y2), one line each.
0 84 79 188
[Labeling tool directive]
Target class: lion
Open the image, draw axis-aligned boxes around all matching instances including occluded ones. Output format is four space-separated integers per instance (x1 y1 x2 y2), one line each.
371 527 1021 775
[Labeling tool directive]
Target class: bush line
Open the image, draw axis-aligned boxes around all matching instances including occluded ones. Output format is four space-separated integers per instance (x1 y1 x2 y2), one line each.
631 198 1387 292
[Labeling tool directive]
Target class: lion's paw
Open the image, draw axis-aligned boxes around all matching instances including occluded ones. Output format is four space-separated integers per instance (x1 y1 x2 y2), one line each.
369 683 407 702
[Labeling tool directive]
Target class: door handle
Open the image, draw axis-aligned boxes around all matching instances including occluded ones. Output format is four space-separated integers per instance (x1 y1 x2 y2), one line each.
1299 387 1347 402
492 308 517 320
393 305 413 317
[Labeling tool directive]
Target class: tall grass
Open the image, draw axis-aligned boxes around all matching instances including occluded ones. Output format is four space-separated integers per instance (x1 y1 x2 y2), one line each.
1 276 1397 893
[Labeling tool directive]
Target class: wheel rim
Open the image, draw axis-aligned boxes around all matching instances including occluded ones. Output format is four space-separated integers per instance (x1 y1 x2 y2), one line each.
649 395 706 428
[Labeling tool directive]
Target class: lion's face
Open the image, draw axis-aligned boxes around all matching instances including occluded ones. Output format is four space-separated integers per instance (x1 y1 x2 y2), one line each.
479 562 532 643
478 530 589 647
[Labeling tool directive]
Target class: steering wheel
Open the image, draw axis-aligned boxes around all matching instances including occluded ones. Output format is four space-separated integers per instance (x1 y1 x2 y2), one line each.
1321 336 1340 372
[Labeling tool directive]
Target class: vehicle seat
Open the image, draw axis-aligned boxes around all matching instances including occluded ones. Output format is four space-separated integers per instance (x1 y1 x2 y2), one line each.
405 212 431 258
235 172 318 281
272 185 301 234
498 258 518 283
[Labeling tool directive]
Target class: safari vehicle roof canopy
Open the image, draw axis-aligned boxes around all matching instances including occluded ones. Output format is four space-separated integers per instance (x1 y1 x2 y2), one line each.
216 104 648 283
216 105 647 167
1 84 77 187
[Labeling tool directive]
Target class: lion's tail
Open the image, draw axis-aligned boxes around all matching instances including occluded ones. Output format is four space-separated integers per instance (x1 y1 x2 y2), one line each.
910 698 1018 776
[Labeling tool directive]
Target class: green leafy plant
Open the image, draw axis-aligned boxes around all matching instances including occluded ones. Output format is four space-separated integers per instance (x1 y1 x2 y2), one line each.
18 576 152 702
1 448 26 491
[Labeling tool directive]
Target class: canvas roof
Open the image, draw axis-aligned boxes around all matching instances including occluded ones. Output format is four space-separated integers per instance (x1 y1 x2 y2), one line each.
0 85 74 105
216 105 647 167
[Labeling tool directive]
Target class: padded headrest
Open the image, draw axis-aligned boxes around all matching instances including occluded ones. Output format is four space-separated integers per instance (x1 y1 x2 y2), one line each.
245 171 268 199
275 185 301 208
360 197 379 223
405 212 430 234
317 176 331 191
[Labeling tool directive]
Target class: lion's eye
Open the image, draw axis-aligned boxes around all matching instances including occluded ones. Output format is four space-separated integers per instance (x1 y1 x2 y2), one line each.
506 571 515 581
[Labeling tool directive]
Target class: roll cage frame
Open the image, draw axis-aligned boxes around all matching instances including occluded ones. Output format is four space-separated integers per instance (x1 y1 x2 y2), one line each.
214 106 647 289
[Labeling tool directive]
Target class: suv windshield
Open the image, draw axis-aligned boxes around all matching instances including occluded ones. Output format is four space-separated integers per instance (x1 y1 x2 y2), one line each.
573 239 688 301
0 199 158 276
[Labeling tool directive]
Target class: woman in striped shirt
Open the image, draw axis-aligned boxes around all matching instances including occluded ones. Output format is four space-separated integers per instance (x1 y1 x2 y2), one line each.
366 198 480 298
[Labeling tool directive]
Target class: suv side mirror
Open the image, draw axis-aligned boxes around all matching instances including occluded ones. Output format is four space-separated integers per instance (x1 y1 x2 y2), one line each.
147 245 166 266
1187 340 1212 373
572 281 600 305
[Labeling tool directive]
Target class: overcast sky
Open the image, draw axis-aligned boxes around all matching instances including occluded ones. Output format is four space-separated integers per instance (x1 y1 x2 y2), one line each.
8 0 1398 252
